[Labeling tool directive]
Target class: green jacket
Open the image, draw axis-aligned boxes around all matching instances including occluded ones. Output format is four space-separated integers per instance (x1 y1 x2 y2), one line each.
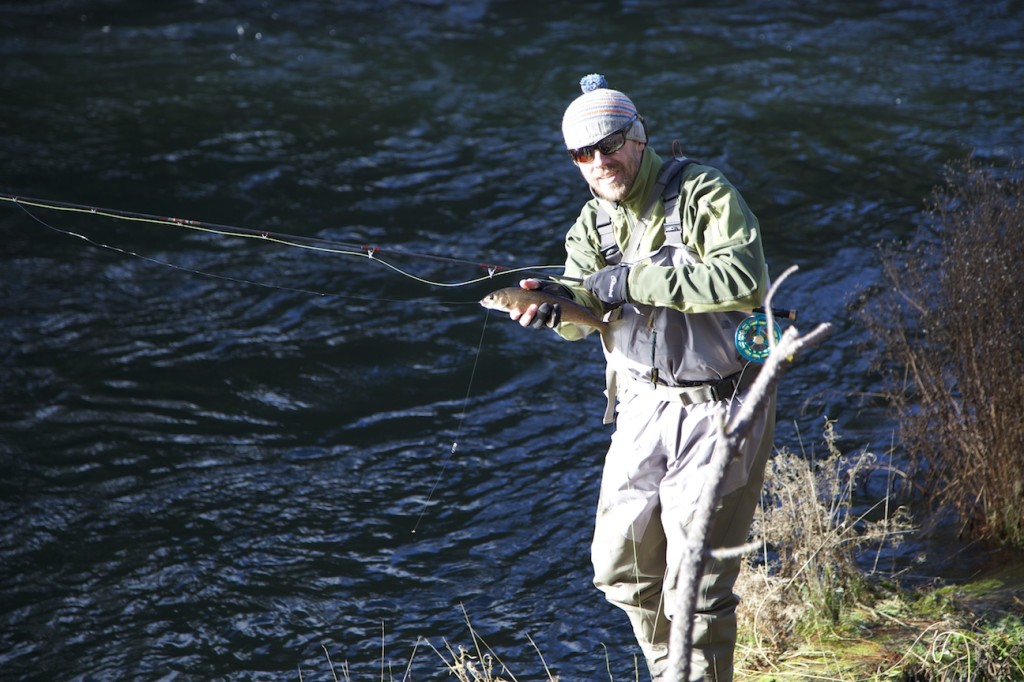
557 148 768 343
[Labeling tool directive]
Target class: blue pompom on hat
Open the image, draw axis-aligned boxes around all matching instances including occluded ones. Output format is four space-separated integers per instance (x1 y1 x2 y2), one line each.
561 73 645 149
579 73 610 92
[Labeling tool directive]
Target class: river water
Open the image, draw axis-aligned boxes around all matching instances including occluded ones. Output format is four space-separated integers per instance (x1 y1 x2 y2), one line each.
1 1 1021 680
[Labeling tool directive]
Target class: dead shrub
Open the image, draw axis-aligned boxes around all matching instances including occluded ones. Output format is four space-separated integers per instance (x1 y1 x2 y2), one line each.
857 157 1024 548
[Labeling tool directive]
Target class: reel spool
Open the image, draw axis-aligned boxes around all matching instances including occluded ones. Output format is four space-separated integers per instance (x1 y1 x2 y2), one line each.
735 313 782 363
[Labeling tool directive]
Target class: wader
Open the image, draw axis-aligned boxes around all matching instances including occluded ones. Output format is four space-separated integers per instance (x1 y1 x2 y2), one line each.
591 383 774 681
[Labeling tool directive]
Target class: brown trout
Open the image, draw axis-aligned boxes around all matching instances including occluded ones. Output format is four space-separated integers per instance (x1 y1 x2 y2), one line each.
479 286 614 350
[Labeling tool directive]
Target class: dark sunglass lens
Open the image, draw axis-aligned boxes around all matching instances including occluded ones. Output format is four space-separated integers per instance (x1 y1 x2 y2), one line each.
597 131 626 155
570 146 596 163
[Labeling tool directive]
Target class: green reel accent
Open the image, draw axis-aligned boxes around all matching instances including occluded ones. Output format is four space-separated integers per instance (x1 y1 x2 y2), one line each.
735 313 782 363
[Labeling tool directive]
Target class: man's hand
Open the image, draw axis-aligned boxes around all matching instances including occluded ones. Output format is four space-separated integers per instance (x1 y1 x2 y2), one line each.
509 279 564 329
584 263 631 309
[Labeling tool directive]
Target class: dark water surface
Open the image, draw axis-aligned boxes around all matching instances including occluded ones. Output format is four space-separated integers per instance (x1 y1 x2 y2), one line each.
2 1 1022 679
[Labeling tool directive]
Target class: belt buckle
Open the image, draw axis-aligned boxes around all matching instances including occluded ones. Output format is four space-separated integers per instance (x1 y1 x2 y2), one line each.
709 374 739 402
708 382 722 402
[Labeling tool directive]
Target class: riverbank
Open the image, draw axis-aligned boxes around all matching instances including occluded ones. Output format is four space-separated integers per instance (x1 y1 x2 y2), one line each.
736 559 1024 681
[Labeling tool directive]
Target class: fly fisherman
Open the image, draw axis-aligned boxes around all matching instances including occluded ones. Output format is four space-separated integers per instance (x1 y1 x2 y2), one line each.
504 74 776 681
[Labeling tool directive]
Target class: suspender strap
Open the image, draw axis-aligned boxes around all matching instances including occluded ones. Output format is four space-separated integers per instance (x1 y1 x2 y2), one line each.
594 156 697 264
660 158 693 245
594 206 620 264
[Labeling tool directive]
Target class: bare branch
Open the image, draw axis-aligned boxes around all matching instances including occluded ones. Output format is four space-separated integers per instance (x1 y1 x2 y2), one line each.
666 269 833 680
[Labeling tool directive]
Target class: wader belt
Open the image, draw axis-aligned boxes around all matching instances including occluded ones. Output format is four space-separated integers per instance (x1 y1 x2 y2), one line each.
603 369 751 424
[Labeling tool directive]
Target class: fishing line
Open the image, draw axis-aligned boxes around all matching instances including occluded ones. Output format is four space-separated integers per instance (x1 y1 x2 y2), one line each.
11 200 377 301
411 310 490 535
8 192 508 531
12 201 491 305
1 193 575 289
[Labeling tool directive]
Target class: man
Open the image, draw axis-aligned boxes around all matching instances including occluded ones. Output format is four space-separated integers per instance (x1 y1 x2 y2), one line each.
506 74 776 681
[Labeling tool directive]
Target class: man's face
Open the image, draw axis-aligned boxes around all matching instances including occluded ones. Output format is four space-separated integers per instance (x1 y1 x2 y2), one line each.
576 139 645 203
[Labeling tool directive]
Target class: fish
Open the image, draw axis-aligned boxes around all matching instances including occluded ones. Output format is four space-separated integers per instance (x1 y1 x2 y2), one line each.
479 286 614 351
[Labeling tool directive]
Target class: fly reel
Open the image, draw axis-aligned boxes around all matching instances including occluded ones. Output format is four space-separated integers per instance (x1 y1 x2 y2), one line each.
735 312 783 363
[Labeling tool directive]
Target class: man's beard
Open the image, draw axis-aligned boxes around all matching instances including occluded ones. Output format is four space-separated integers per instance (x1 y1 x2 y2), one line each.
590 173 634 202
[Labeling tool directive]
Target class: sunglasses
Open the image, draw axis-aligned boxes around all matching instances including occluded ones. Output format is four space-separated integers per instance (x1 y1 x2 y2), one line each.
568 116 638 164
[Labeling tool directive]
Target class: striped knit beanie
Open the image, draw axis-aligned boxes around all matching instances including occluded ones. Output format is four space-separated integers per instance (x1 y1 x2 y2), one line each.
561 74 646 149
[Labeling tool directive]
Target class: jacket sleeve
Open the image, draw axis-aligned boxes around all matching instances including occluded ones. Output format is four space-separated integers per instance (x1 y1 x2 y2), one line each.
626 169 768 313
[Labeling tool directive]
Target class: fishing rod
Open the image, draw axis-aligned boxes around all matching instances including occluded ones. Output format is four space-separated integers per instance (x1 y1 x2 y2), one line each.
2 192 799 322
0 192 571 288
